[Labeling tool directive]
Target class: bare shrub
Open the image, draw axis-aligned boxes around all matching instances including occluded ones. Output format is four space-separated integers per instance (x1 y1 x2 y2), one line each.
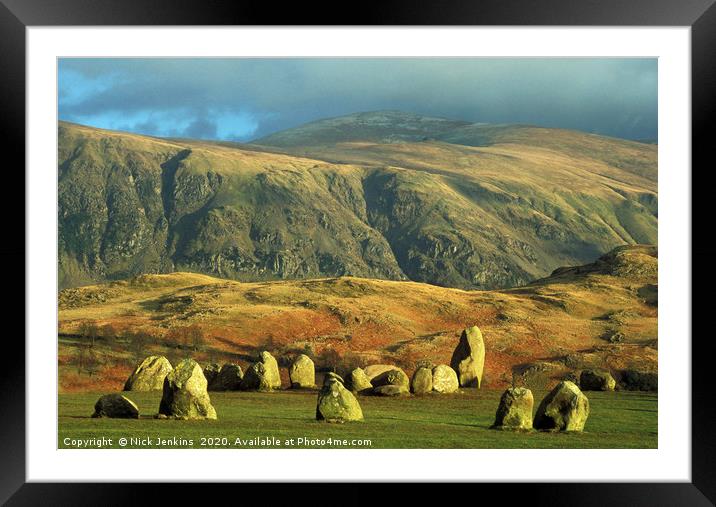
164 346 184 368
165 328 182 349
301 343 316 359
316 347 342 373
165 325 206 351
74 343 103 377
186 325 205 351
336 352 367 378
77 322 99 346
99 323 118 342
394 347 424 372
127 330 151 363
256 336 276 355
205 346 220 365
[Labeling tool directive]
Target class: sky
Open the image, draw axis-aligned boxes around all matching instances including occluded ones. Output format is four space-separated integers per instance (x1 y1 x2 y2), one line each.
58 58 658 142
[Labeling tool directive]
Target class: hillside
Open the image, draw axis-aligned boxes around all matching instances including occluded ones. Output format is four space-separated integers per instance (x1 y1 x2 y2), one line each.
255 110 472 146
58 245 657 392
58 112 657 290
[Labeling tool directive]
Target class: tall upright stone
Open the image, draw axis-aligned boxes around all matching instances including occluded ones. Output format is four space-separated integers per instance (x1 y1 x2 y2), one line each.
208 363 243 391
348 368 373 394
124 355 173 391
492 387 533 430
450 326 486 388
158 359 217 420
241 351 281 391
316 374 363 423
534 381 589 431
289 354 316 388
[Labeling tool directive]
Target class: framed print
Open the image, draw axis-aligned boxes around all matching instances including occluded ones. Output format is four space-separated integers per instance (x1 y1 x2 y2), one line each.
3 0 714 503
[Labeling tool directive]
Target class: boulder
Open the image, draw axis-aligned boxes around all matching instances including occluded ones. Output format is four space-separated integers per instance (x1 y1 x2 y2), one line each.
316 376 363 422
492 387 533 430
323 372 345 385
431 364 459 393
370 368 409 389
124 355 173 391
158 359 217 420
534 381 589 431
240 351 281 391
620 370 658 391
203 363 220 385
208 363 244 391
450 326 485 388
92 393 139 419
348 368 373 393
289 354 316 388
607 331 625 343
579 369 616 391
373 385 410 397
411 367 433 394
364 364 400 382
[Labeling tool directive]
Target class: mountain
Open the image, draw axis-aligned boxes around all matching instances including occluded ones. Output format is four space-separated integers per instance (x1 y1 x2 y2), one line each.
58 112 657 290
255 110 472 146
58 245 658 391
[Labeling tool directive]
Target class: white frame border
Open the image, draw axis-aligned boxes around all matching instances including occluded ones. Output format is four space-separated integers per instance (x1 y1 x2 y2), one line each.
27 27 690 482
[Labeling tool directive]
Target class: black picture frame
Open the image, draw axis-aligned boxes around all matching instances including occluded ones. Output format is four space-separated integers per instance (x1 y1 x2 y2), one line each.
3 0 713 504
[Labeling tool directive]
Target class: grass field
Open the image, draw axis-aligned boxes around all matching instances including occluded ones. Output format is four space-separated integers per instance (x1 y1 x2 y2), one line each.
59 389 657 449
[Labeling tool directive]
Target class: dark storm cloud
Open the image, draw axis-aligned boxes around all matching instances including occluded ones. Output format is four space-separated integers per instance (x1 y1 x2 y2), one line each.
183 117 218 140
58 58 658 142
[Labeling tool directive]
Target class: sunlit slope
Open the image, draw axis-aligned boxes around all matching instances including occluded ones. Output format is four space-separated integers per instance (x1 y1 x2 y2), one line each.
59 113 656 290
59 246 658 387
59 122 405 288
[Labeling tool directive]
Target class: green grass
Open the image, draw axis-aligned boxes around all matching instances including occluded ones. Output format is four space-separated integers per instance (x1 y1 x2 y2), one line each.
59 389 657 449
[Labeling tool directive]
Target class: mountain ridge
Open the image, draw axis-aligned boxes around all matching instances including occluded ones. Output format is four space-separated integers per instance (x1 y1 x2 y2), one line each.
58 112 657 290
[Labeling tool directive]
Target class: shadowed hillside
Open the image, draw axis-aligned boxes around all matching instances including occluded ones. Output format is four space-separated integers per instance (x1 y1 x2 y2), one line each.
58 245 657 392
59 112 657 290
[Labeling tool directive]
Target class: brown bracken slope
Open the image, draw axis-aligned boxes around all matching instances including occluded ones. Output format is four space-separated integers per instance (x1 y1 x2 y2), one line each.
58 245 657 392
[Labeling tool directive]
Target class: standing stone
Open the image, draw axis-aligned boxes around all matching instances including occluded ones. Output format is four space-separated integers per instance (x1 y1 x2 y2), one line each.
620 369 658 391
370 368 409 395
348 368 373 393
92 393 139 419
373 385 410 396
324 372 345 385
411 367 433 394
241 351 281 391
450 326 486 388
289 354 316 388
124 355 173 391
534 381 589 431
158 359 217 420
492 387 534 430
364 364 401 382
579 369 616 391
316 375 363 422
208 363 244 391
203 363 221 386
431 365 459 393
